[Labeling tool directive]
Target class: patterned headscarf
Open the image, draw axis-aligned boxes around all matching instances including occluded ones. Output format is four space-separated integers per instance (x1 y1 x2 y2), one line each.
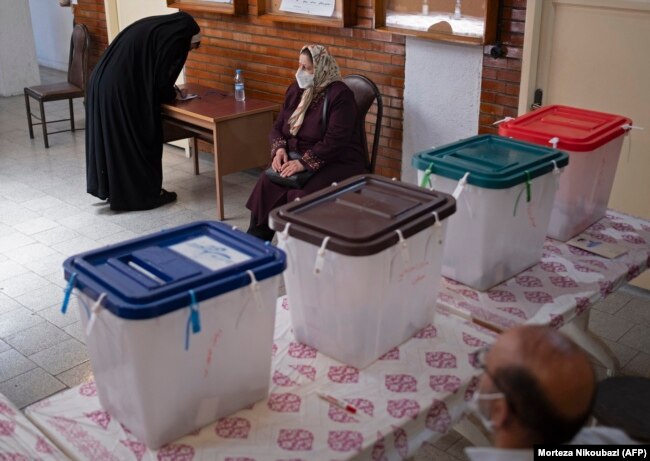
288 45 342 136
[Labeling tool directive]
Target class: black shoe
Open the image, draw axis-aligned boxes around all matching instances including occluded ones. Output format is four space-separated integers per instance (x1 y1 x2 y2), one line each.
247 215 275 241
157 189 177 207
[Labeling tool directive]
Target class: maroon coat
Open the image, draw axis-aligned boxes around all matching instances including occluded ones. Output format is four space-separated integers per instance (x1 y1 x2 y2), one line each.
246 80 367 226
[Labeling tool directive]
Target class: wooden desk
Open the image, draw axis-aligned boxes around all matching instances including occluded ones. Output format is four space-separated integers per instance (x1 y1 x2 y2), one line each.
162 83 280 220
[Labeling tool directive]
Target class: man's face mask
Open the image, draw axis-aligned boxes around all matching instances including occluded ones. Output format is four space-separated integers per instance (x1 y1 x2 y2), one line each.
466 390 504 433
295 69 314 89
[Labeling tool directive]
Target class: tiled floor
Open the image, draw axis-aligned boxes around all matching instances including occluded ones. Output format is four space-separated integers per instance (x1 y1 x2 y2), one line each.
0 67 256 410
1 68 649 460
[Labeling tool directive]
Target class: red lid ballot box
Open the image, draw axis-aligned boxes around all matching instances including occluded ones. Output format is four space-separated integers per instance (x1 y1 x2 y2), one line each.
499 105 632 241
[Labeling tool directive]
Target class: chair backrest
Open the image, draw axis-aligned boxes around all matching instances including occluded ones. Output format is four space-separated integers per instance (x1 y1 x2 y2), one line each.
342 74 383 174
68 24 90 90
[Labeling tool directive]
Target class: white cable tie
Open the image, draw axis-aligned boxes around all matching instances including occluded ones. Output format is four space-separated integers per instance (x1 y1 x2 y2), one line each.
314 236 331 275
551 160 560 175
231 225 239 232
550 160 561 191
331 182 338 187
548 137 560 149
246 270 264 311
452 172 470 200
279 222 291 241
492 116 514 126
277 223 290 251
395 229 410 265
85 293 107 336
432 211 441 227
392 177 398 181
622 124 644 131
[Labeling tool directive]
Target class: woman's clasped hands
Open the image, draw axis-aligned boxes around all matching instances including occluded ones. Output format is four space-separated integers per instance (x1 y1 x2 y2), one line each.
272 148 306 177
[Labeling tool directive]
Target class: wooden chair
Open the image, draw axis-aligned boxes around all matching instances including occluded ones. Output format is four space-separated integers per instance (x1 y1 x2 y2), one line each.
343 74 383 173
24 24 90 148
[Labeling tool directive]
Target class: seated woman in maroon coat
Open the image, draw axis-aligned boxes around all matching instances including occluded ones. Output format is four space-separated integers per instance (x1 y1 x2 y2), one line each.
246 45 367 240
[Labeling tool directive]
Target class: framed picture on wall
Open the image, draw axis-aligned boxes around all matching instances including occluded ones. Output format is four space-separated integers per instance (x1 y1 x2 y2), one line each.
257 0 356 28
166 0 247 16
375 0 497 45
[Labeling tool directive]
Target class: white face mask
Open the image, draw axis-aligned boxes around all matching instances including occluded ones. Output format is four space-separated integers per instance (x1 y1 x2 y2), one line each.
295 69 314 89
466 390 504 433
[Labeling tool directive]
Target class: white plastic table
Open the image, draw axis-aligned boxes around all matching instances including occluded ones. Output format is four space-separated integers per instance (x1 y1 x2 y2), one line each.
437 209 650 374
24 298 496 461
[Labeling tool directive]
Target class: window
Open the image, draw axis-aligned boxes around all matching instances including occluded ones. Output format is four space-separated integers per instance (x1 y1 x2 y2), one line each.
167 0 246 16
375 0 497 45
257 0 357 28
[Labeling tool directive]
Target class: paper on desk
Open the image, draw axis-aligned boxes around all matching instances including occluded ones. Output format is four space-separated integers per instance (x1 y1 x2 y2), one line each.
566 233 628 259
177 93 199 101
279 0 335 17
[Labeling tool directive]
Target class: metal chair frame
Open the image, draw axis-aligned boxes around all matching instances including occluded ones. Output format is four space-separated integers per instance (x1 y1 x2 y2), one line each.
24 24 90 148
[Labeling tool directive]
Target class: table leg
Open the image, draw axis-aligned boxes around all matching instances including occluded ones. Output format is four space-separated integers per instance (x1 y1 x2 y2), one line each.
213 125 224 220
560 311 619 376
192 137 200 175
453 415 492 447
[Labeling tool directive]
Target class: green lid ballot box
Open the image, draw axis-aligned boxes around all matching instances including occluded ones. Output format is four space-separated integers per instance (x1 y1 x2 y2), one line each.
412 135 568 290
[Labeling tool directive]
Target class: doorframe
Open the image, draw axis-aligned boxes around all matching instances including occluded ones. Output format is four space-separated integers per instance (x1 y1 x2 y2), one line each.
518 0 542 115
103 0 119 42
102 0 191 157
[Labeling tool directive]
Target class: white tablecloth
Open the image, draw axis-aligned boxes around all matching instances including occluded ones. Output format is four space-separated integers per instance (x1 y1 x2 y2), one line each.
0 392 68 460
437 210 650 331
24 298 496 461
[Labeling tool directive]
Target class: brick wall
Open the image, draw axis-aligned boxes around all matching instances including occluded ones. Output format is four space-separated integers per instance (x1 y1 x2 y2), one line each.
478 0 526 134
74 1 405 178
73 1 527 177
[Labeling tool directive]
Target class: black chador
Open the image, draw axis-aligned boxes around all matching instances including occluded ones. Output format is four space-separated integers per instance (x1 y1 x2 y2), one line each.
85 12 199 211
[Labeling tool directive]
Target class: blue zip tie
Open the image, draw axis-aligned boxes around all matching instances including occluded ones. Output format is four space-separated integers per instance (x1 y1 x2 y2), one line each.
184 290 201 351
189 290 201 334
61 273 77 314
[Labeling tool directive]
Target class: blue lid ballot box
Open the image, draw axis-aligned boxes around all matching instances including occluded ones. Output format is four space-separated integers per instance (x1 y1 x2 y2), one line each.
62 221 286 449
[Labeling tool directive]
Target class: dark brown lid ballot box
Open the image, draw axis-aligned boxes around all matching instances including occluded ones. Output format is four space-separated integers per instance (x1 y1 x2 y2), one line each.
270 174 456 368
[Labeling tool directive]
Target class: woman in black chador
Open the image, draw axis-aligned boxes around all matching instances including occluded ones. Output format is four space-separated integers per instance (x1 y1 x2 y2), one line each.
85 12 200 211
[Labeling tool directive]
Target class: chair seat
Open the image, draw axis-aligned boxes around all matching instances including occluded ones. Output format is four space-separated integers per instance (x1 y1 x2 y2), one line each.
25 82 84 101
594 376 650 441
